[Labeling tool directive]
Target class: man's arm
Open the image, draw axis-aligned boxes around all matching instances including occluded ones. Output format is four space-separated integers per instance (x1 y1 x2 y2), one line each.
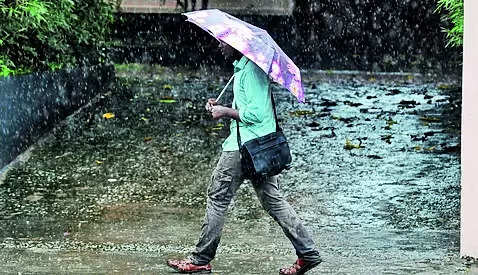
210 105 240 120
236 67 269 125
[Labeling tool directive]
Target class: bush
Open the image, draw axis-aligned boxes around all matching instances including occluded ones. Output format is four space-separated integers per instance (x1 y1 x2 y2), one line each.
0 0 120 76
436 0 464 47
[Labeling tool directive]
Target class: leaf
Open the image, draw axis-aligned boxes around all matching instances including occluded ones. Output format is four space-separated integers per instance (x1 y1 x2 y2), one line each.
289 110 315 117
210 123 224 131
344 138 362 150
102 112 115 119
163 84 173 90
25 194 43 202
159 99 177 104
419 116 440 123
386 118 398 127
437 84 452 90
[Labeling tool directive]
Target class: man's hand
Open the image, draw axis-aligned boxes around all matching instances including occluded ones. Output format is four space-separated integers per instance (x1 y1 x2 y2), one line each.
210 105 230 120
205 98 217 112
205 98 240 120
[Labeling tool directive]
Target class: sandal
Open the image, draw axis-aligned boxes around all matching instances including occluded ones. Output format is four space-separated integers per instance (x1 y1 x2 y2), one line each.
167 259 212 273
279 258 322 275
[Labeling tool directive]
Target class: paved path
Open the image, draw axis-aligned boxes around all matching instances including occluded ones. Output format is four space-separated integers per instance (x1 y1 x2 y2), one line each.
0 65 470 274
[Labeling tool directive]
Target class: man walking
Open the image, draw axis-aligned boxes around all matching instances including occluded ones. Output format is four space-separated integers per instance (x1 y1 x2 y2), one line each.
167 41 322 275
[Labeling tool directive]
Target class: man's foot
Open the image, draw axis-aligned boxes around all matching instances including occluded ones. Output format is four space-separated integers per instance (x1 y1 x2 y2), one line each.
167 259 212 273
279 258 322 275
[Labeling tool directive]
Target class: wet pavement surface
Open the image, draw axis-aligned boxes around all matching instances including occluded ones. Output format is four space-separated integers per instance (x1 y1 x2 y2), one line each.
0 64 468 274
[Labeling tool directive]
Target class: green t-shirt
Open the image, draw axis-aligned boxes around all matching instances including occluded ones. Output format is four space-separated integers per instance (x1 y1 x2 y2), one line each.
222 56 276 151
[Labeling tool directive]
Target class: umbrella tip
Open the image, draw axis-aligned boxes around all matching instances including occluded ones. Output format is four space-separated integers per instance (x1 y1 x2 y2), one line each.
298 94 306 103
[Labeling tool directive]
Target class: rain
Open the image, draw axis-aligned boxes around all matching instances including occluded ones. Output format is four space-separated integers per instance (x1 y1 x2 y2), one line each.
0 0 468 274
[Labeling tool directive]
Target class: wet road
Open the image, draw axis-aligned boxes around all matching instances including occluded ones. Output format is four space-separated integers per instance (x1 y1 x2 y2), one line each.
0 65 466 274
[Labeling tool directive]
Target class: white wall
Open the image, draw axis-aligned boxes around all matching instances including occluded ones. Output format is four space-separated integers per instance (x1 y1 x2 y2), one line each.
119 0 293 15
461 0 478 258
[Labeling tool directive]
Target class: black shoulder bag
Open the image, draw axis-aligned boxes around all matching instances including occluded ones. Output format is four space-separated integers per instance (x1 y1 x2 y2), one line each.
236 88 292 180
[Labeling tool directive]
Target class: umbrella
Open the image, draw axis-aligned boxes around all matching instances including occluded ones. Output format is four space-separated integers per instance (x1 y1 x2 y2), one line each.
183 9 305 103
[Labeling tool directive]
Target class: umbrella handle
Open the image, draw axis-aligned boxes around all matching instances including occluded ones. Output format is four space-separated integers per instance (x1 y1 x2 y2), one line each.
215 75 235 103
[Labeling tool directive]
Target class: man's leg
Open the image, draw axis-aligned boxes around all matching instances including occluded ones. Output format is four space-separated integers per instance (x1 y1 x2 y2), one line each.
190 151 242 265
252 176 321 263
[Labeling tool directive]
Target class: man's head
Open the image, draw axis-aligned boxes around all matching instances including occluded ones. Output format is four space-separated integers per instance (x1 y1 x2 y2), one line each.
218 41 241 61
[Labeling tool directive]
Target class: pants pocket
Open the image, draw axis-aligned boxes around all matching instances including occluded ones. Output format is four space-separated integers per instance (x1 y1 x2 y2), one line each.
207 168 233 201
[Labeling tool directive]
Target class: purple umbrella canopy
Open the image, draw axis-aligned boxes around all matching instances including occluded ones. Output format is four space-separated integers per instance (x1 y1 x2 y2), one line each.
183 9 305 103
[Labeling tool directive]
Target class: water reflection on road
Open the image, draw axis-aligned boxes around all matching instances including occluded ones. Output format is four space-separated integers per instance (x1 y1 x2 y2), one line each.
277 76 461 273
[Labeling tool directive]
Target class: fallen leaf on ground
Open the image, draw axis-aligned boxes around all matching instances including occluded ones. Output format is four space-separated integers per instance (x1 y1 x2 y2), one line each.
103 113 115 119
290 110 315 117
419 116 440 122
344 138 363 150
159 99 177 103
25 194 43 202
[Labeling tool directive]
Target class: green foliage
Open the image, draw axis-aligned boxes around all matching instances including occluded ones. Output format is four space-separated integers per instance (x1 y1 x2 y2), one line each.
0 0 121 77
436 0 464 47
0 57 14 77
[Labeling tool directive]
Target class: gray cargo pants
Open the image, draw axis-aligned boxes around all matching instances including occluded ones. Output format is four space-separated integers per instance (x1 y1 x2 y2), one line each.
190 151 321 265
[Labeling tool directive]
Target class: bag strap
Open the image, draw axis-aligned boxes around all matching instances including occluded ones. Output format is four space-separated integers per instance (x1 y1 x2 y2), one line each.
235 82 280 149
235 101 241 150
270 89 280 132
